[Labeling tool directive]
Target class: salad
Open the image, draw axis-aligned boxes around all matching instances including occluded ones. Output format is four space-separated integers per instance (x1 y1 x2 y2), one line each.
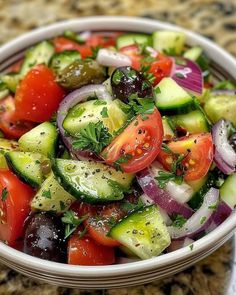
0 29 235 266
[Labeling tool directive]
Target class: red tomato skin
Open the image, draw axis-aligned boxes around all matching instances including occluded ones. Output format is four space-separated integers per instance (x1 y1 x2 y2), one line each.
15 64 65 123
0 96 35 139
150 56 173 86
119 45 142 70
0 170 34 245
102 109 164 173
157 133 213 181
68 234 115 266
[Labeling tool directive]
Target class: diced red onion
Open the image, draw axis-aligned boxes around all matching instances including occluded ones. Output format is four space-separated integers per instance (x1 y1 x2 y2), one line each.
171 57 203 95
212 119 236 174
150 162 194 204
79 31 91 40
96 48 132 67
212 201 232 225
140 194 172 225
145 46 158 58
168 237 194 252
57 85 112 160
168 188 219 239
137 169 194 218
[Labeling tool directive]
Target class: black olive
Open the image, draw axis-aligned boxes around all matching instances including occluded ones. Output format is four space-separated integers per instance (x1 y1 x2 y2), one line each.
23 212 66 262
229 133 236 152
111 66 153 102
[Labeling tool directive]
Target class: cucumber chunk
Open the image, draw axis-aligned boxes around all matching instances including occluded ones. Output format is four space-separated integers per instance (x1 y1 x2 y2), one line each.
169 109 209 133
5 151 47 187
1 74 21 93
220 173 236 209
49 50 81 75
116 34 150 49
63 99 128 136
20 41 55 76
0 139 19 169
154 77 193 112
162 116 174 140
183 47 202 61
31 173 76 213
18 122 58 157
204 94 236 126
109 205 171 259
152 31 186 55
53 159 134 204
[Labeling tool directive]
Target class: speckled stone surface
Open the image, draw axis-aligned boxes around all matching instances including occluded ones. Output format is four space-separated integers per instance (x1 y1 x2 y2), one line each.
0 0 236 294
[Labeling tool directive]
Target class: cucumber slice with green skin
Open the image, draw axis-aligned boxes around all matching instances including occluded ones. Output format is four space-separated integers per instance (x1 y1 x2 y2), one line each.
220 173 236 209
63 99 128 136
49 50 81 75
20 41 55 76
152 31 186 55
18 122 58 157
1 74 21 93
31 173 76 213
183 47 202 61
0 138 19 153
0 155 8 169
52 159 134 204
108 205 171 259
204 94 236 126
169 109 209 133
162 116 174 140
154 77 194 112
5 151 47 187
116 34 150 49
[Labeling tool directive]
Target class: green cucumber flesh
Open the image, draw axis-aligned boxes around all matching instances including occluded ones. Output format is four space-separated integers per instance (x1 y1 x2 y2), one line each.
154 77 193 112
152 31 186 55
63 99 128 136
49 50 81 75
162 116 174 140
18 122 58 157
5 151 48 187
108 205 171 259
169 109 209 133
0 138 19 153
183 47 202 61
1 74 21 93
31 173 76 213
116 34 150 49
20 41 54 76
220 173 236 209
52 159 134 204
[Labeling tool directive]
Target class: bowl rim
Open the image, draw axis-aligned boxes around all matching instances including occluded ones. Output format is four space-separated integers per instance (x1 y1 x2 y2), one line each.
0 15 236 277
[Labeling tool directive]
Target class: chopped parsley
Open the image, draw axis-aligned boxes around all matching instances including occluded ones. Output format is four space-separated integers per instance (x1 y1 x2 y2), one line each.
100 107 109 118
175 72 185 79
42 190 51 199
189 244 194 251
61 210 88 239
208 203 218 210
1 187 8 201
200 216 207 224
112 69 124 85
121 198 143 212
171 214 187 228
60 201 66 211
93 100 107 106
128 97 155 116
154 86 161 94
113 154 132 172
140 64 155 84
72 121 112 154
78 227 87 239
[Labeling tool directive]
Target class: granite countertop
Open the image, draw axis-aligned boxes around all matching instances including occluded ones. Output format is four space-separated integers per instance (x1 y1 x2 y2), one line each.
0 0 236 294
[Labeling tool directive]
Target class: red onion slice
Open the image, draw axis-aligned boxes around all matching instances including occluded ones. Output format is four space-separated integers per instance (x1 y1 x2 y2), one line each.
212 201 232 225
168 237 194 252
57 85 112 160
96 48 132 67
212 119 236 174
168 188 219 239
137 169 194 218
171 57 203 95
150 162 194 204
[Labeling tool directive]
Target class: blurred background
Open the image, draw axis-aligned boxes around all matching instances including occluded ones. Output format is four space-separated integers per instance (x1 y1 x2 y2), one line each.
0 0 236 294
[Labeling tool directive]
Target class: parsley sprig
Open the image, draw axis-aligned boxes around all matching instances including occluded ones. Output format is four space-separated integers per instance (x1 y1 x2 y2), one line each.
171 214 187 228
72 121 112 154
1 187 8 201
61 210 88 239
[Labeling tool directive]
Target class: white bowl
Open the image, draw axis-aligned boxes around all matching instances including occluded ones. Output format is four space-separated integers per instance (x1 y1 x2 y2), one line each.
0 16 236 289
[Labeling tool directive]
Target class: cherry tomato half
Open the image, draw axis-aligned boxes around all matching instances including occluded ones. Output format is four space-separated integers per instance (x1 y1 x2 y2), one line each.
101 109 164 173
157 133 213 181
68 234 115 266
0 170 34 245
0 96 35 139
15 64 65 123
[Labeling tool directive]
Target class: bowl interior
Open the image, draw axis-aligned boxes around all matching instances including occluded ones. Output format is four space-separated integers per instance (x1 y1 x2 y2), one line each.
0 16 236 280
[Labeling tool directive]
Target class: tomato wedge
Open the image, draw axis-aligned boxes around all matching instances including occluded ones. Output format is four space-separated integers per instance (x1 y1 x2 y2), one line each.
157 133 213 181
15 64 65 123
102 109 163 173
68 234 115 266
120 44 173 85
0 170 34 245
0 96 35 139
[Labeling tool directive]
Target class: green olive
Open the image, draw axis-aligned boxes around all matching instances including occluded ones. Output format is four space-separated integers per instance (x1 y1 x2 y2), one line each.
57 60 106 90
